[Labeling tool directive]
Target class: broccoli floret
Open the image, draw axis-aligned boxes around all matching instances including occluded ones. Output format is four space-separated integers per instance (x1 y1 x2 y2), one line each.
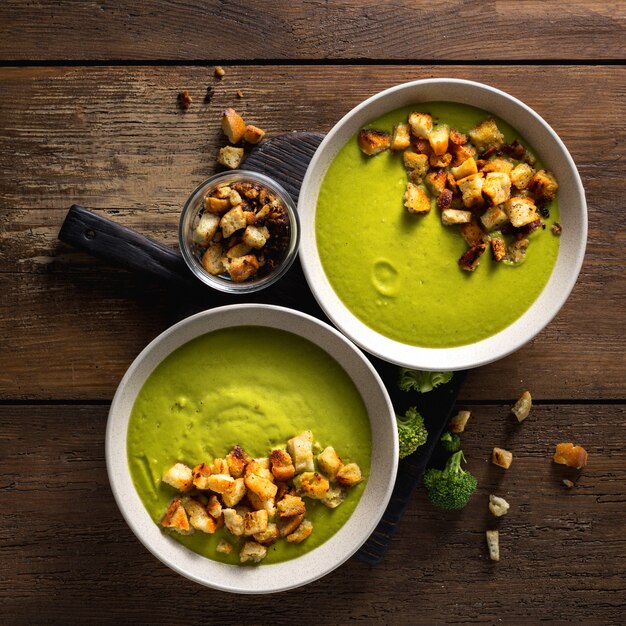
398 369 453 393
396 407 428 459
423 451 477 509
440 431 461 452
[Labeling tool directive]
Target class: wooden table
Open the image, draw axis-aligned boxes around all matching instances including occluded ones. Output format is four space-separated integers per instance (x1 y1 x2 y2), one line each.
1 2 624 623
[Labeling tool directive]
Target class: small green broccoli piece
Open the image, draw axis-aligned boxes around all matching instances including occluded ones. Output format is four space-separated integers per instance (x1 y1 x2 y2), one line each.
396 407 428 459
440 431 461 452
398 369 453 393
423 450 477 509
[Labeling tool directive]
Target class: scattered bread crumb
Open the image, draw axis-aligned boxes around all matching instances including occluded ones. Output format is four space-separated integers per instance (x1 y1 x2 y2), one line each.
178 90 192 111
450 410 470 433
486 530 500 561
237 90 244 98
562 479 575 488
511 390 532 422
553 443 588 469
215 66 226 78
492 447 513 469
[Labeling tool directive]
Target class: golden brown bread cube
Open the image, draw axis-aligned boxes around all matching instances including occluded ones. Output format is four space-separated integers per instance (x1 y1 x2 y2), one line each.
201 243 225 276
408 112 433 138
222 508 244 536
391 123 411 150
183 498 220 533
222 477 247 507
205 196 231 215
468 118 505 153
216 539 233 554
226 445 251 478
490 237 506 262
511 390 532 422
206 473 235 494
276 493 306 518
483 172 512 206
217 145 244 169
528 169 559 200
425 169 448 196
244 509 269 536
286 431 314 474
253 522 280 545
459 242 487 271
243 124 265 144
460 222 485 247
220 205 247 238
317 446 343 481
224 254 260 282
244 472 278 501
161 498 192 534
191 463 212 490
269 448 296 482
245 459 273 481
510 163 535 190
209 458 230 475
403 151 430 183
404 183 431 214
336 463 362 487
221 107 247 143
277 513 304 537
428 124 450 156
357 129 391 155
193 212 221 246
553 443 588 469
450 410 471 433
429 152 452 168
162 463 193 492
451 157 478 181
322 484 346 509
504 197 538 228
480 205 509 232
286 519 313 544
207 494 222 519
492 447 513 469
458 173 485 209
295 472 330 499
242 225 270 249
239 541 267 563
441 209 473 226
481 157 514 175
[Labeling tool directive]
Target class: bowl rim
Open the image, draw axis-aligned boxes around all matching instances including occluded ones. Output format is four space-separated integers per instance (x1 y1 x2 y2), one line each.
178 170 301 294
105 303 398 594
298 77 587 371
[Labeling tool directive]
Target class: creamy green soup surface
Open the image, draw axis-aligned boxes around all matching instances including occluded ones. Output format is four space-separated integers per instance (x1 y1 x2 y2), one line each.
316 102 560 348
127 326 371 564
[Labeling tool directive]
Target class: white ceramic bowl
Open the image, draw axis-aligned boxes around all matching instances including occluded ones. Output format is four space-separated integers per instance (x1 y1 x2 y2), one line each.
106 304 398 594
299 78 587 371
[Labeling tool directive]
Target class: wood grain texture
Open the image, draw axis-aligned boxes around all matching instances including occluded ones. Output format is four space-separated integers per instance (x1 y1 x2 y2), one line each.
0 403 623 623
0 1 624 61
0 64 624 401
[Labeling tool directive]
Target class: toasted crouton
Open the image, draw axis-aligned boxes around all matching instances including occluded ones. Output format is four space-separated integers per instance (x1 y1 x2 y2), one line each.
192 212 220 246
425 169 448 196
391 123 411 150
451 157 478 181
408 112 433 138
201 243 225 276
480 205 509 232
213 185 232 199
459 242 487 271
490 237 506 261
492 447 513 469
449 129 468 145
428 124 450 156
510 163 535 190
511 390 532 422
162 463 193 492
553 443 588 469
404 183 431 214
191 463 212 490
219 205 247 238
317 446 343 482
222 508 244 536
450 141 475 167
242 225 270 249
217 145 244 169
336 463 362 487
253 522 280 545
357 129 391 155
239 541 267 564
209 458 230 475
460 221 485 247
322 484 346 509
468 118 505 153
183 498 219 533
481 157 514 175
244 509 269 536
222 477 247 507
529 169 559 200
295 472 330 499
504 197 538 228
483 172 512 206
450 410 471 433
442 209 473 225
458 173 485 208
161 498 191 534
206 473 235 494
429 152 452 168
403 152 430 183
505 238 530 264
286 519 313 544
287 431 314 474
221 108 246 143
226 445 251 478
245 459 273 481
216 539 233 554
412 137 432 155
277 513 304 537
207 494 222 519
244 472 278 501
247 490 276 516
489 494 510 518
276 493 306 518
205 196 231 215
437 189 454 210
243 124 265 145
270 448 296 482
225 242 252 259
224 254 259 282
486 530 500 562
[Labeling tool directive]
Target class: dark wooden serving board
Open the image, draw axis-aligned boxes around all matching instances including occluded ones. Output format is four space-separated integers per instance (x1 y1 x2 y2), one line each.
58 132 465 565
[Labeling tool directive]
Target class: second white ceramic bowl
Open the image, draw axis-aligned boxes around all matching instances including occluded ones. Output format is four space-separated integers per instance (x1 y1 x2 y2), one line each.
298 78 587 371
106 304 397 594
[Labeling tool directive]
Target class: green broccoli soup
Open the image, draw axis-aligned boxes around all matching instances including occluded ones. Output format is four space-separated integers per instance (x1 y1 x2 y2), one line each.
127 326 371 565
316 102 561 348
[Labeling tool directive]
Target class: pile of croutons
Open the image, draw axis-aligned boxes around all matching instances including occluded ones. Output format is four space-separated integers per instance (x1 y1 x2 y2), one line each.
159 431 362 564
193 179 291 282
358 113 560 271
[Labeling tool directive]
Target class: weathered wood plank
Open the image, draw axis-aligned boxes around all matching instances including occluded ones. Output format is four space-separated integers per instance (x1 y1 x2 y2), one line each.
0 65 624 401
0 404 623 622
0 1 624 61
